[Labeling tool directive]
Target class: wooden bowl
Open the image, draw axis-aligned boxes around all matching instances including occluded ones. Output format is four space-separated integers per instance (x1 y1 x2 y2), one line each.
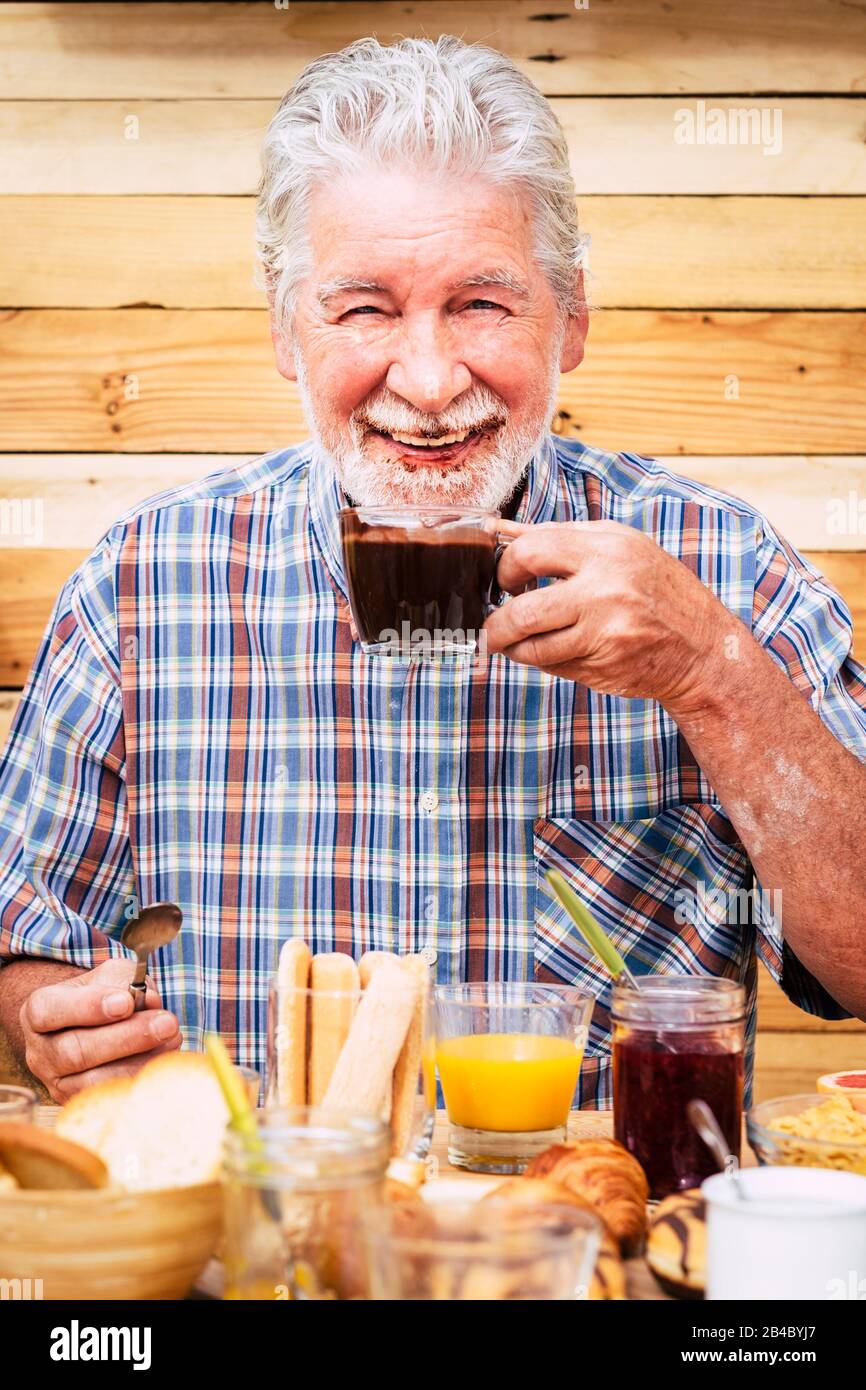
0 1180 223 1300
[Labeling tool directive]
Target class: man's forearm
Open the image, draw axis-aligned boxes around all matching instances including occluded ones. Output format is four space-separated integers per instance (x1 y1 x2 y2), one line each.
0 959 85 1065
668 627 866 1019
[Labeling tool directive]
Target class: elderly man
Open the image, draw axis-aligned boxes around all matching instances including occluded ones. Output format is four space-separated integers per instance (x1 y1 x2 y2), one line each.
1 37 864 1107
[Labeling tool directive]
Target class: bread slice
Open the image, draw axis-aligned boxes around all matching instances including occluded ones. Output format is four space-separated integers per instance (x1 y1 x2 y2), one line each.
55 1077 133 1155
99 1052 229 1191
0 1120 108 1190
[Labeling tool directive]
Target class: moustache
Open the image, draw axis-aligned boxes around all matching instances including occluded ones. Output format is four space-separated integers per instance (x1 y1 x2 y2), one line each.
357 416 506 439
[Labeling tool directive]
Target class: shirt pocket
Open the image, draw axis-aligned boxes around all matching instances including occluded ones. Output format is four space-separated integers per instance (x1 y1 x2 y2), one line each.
532 806 749 995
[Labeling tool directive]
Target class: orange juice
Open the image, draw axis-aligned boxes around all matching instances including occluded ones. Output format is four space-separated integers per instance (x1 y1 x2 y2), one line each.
436 1033 584 1132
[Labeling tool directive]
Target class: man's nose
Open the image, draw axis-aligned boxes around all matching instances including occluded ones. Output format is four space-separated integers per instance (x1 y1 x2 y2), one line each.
384 315 472 415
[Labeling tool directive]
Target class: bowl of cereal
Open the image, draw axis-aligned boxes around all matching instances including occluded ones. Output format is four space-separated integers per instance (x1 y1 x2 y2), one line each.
747 1094 866 1174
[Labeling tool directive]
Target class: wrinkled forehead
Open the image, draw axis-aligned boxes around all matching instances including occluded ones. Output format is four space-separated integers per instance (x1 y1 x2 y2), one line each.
304 165 542 304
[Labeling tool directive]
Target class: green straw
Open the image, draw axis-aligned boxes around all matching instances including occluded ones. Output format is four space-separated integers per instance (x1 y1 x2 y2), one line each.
204 1031 263 1152
545 870 642 990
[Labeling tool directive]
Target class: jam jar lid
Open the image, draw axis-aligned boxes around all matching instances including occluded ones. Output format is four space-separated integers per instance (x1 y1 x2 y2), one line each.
611 976 746 1026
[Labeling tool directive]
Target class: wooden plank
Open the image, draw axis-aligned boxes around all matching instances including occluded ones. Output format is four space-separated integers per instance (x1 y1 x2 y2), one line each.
753 1032 866 1103
0 549 82 684
5 196 866 311
583 197 866 311
2 2 864 98
3 98 865 195
0 546 862 688
1 308 863 456
757 968 866 1034
2 455 866 553
0 454 243 548
0 198 260 310
661 458 866 554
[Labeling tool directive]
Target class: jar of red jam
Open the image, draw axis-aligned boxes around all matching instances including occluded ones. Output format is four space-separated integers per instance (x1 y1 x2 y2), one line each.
612 977 746 1200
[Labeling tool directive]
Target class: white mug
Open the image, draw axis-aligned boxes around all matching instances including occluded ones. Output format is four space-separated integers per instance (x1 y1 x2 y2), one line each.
703 1166 866 1300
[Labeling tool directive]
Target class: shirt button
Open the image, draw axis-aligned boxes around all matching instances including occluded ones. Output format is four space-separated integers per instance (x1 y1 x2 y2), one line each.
419 790 439 814
419 945 438 967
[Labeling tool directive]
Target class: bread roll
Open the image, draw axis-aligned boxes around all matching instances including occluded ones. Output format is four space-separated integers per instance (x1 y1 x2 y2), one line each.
98 1052 229 1190
0 1121 108 1190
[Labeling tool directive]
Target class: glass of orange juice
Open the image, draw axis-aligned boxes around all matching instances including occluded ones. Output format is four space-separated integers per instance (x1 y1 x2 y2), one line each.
435 983 595 1173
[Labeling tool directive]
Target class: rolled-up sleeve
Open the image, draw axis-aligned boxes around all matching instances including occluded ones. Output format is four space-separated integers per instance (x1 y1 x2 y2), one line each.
0 536 134 967
750 522 866 1017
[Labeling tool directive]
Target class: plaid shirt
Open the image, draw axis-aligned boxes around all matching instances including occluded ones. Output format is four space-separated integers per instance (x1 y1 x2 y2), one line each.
2 435 865 1105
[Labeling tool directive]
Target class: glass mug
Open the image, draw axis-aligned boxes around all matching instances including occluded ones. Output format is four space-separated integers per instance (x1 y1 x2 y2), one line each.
339 506 514 659
266 967 435 1161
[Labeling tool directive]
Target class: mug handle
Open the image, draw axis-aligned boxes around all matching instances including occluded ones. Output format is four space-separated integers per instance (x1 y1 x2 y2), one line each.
488 532 538 611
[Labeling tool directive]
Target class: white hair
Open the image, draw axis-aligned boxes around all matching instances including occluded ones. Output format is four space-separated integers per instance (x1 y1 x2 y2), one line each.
256 35 589 335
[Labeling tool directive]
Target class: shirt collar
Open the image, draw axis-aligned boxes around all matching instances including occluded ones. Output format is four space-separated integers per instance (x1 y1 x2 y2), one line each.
307 432 570 600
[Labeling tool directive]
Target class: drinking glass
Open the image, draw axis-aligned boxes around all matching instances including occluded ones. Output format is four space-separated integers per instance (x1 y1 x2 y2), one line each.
0 1085 37 1122
362 1196 601 1300
434 982 594 1173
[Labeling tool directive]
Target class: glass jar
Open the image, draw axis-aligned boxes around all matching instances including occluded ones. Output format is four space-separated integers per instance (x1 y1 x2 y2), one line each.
265 964 436 1161
223 1107 390 1300
612 977 746 1200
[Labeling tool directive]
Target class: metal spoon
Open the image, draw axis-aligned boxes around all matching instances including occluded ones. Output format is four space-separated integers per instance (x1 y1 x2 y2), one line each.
687 1098 749 1200
120 903 183 1011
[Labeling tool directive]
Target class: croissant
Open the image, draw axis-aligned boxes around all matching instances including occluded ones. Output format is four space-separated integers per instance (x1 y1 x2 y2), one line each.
482 1177 626 1299
524 1138 649 1255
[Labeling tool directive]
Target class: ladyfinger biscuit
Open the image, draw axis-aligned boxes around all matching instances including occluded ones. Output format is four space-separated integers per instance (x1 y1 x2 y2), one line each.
323 958 419 1117
390 955 430 1157
358 950 398 988
276 938 312 1105
308 952 360 1104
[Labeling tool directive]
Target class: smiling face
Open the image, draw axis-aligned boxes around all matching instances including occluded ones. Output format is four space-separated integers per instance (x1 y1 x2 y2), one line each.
272 166 587 508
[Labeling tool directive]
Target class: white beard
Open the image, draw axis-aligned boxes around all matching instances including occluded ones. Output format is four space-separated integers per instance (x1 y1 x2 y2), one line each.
293 334 563 512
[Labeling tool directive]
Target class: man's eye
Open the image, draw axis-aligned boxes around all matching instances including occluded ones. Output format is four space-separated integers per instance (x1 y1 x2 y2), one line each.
342 305 383 318
463 299 502 311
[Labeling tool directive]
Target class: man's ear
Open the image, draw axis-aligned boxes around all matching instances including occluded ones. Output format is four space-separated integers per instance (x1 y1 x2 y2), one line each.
270 314 298 383
559 270 589 373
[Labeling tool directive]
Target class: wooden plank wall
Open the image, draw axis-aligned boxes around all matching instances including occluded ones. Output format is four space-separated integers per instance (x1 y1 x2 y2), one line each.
0 2 864 1098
